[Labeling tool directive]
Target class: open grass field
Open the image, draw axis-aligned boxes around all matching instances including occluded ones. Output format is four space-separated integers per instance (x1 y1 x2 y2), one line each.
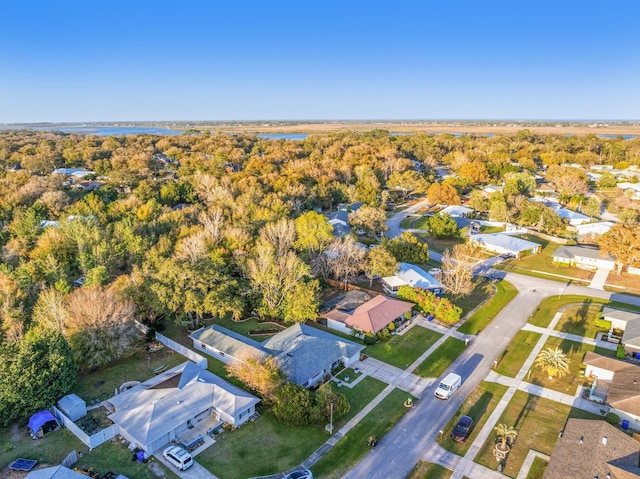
458 280 518 335
528 295 640 328
438 382 509 456
525 337 615 395
365 325 442 370
494 330 541 378
526 456 548 479
448 279 494 318
407 462 453 479
414 233 464 253
414 337 466 378
311 388 415 479
474 390 601 477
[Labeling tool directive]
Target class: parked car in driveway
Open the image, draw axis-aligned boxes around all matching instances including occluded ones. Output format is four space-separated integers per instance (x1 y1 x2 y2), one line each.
451 415 474 442
284 469 313 479
163 445 193 471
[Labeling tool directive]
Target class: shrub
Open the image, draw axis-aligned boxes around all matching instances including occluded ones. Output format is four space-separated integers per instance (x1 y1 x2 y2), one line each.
377 328 391 342
364 333 376 345
605 412 620 426
387 322 396 332
595 318 612 330
616 345 626 359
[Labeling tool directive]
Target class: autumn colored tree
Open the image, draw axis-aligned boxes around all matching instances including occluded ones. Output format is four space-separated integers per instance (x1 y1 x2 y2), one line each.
427 182 461 205
365 246 398 287
598 223 640 273
226 352 285 403
457 161 489 185
441 243 476 297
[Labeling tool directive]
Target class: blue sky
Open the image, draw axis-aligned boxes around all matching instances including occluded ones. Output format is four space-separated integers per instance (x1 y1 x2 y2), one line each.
1 0 638 122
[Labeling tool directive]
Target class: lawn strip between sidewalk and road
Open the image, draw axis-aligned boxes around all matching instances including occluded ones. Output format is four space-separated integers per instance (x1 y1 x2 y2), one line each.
414 337 466 378
458 280 518 335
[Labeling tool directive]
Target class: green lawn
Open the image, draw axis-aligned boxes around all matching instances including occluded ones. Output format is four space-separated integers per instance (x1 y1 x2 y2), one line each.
458 280 518 335
335 367 362 384
447 279 493 318
215 316 285 339
407 462 453 479
412 216 431 229
365 326 442 369
438 382 509 456
71 345 186 403
414 233 464 253
332 376 387 424
311 388 415 479
197 411 327 479
554 304 607 340
196 376 386 479
494 330 542 378
528 295 640 329
474 390 601 477
526 337 615 395
526 456 548 479
495 235 594 283
414 337 466 378
76 440 178 479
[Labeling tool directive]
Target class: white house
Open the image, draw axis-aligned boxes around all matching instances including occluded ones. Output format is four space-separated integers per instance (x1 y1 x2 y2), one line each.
381 262 444 295
438 205 474 218
470 233 541 257
552 206 594 226
602 308 640 354
575 221 613 237
617 182 640 200
106 362 260 453
552 245 616 270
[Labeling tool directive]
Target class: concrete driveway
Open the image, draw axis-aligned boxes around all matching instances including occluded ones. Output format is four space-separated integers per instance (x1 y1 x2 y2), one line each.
154 453 219 479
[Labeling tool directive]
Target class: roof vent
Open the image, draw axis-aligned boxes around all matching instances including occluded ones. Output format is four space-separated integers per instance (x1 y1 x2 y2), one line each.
579 436 584 444
602 436 607 445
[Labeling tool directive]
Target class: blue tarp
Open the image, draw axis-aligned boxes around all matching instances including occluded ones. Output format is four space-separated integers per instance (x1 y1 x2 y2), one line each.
28 410 57 434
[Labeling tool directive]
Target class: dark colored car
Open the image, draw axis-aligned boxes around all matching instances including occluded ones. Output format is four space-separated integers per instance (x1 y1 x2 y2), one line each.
451 415 474 442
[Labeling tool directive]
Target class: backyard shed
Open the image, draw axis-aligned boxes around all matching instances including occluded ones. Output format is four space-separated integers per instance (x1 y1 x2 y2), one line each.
57 394 87 421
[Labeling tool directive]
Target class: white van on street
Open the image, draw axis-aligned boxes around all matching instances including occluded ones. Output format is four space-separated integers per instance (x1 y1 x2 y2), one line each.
434 372 462 400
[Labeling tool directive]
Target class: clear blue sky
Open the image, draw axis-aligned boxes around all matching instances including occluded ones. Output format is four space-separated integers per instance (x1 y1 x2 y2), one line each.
2 0 638 122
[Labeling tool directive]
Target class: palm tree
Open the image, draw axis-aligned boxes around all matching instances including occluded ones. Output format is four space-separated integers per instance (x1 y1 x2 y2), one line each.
534 347 571 380
494 423 518 451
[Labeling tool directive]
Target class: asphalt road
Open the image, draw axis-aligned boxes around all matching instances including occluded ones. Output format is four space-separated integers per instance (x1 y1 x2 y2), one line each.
344 204 640 478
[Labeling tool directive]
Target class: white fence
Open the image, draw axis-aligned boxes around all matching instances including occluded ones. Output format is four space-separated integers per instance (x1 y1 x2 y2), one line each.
53 406 118 450
156 332 208 369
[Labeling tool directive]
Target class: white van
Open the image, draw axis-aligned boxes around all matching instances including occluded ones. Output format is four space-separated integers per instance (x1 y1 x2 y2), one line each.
163 445 194 471
434 373 462 400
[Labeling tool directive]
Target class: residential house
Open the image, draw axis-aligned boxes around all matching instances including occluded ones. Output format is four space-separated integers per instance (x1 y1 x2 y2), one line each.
535 182 556 195
552 206 594 226
381 262 444 295
438 205 474 218
618 182 640 201
106 362 260 453
327 210 351 237
583 352 640 429
601 308 640 354
483 184 503 194
552 245 616 270
575 221 613 238
191 323 363 389
322 294 414 335
544 418 640 479
26 466 88 479
52 168 95 179
469 233 541 257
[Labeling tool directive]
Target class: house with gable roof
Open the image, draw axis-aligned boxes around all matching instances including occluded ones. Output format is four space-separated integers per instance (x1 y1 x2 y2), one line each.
191 323 364 389
552 245 616 270
106 362 260 453
381 262 444 295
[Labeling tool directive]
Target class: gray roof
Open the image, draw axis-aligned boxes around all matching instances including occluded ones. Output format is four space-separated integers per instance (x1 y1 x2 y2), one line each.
603 307 640 323
327 210 349 224
190 325 264 359
108 362 259 447
471 233 540 253
554 246 615 262
26 466 87 479
262 324 364 385
57 393 85 410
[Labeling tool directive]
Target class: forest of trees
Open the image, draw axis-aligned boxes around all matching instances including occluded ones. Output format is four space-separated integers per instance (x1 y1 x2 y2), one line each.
0 128 639 424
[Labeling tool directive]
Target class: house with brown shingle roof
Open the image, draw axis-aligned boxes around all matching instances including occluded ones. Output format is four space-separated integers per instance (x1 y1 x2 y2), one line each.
584 352 640 430
544 419 640 479
322 295 414 335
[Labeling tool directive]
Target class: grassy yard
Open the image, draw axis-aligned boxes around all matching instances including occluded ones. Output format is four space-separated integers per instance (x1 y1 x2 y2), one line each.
408 462 453 479
414 233 464 253
526 456 548 479
71 345 186 403
496 235 594 283
365 326 443 370
311 388 415 479
458 280 518 335
215 316 285 339
437 382 509 456
528 295 640 329
447 279 493 318
474 390 601 477
335 367 363 384
197 412 327 479
554 303 607 339
494 330 542 378
605 271 640 295
525 337 615 395
414 337 466 378
195 376 386 479
76 440 178 479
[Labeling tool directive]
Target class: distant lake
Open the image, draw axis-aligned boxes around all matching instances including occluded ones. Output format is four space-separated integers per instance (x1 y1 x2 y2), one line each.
257 133 308 140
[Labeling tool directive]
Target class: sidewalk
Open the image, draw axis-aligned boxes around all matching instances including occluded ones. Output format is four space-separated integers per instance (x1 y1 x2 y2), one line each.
422 444 505 479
